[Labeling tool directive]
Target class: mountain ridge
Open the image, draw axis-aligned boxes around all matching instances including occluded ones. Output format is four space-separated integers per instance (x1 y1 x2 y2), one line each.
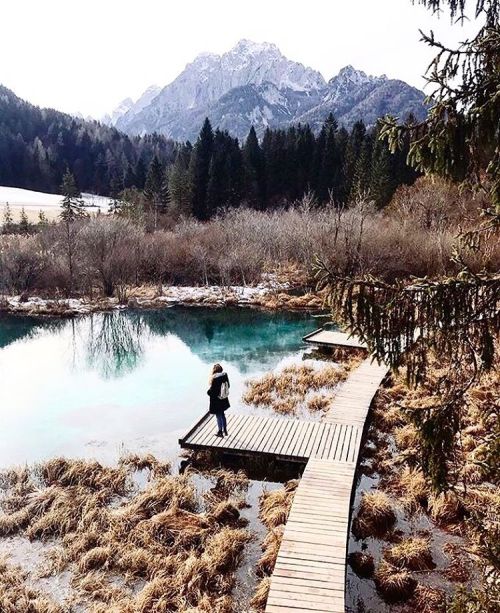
105 40 427 141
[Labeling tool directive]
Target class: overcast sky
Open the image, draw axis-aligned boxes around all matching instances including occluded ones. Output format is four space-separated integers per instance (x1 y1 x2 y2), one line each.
0 0 480 118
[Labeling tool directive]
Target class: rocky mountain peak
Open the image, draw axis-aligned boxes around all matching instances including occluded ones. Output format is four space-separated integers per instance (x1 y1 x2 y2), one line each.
110 41 426 140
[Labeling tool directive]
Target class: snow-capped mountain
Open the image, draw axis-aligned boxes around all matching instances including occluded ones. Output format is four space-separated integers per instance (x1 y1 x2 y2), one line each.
102 86 161 127
109 40 426 140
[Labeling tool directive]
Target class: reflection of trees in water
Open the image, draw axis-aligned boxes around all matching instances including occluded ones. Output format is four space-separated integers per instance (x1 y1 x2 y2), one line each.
143 307 316 373
1 308 317 379
84 311 148 378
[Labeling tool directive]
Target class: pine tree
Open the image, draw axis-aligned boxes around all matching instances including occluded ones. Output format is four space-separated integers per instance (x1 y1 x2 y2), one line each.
189 118 214 220
144 156 169 228
38 210 49 227
2 203 14 234
60 170 86 222
19 207 31 234
168 144 193 213
243 126 266 209
370 137 393 208
350 133 374 201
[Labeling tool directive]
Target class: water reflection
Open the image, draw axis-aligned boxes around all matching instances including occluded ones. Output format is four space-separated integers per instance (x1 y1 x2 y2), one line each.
0 307 317 467
84 312 148 378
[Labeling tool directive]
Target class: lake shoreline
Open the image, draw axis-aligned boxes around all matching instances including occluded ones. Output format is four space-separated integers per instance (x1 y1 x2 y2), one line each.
0 283 326 318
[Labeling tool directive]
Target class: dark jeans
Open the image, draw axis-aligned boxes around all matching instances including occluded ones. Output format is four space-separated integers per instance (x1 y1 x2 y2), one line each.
215 411 227 432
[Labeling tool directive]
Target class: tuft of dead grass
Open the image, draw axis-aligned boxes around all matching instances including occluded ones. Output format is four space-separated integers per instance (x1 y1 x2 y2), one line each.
250 577 271 612
374 560 417 603
0 456 253 611
243 358 361 416
259 480 298 529
383 536 434 571
352 491 396 539
0 558 63 613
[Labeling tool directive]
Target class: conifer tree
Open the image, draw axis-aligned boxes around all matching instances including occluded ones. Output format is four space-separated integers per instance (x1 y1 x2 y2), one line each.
19 207 30 234
243 126 266 209
168 144 193 213
38 210 49 227
60 170 86 222
189 118 214 220
134 158 147 190
144 156 169 228
2 203 14 234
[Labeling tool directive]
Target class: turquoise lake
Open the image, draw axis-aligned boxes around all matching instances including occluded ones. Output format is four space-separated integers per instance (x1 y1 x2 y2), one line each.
0 308 318 468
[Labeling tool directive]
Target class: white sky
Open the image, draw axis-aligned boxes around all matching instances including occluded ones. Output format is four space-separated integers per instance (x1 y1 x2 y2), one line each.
0 0 480 118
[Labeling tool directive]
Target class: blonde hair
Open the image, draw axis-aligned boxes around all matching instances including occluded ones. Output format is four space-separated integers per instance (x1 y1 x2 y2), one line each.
209 363 223 384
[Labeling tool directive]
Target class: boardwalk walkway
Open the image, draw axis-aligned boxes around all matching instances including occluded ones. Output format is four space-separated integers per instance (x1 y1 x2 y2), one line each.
180 412 363 463
178 330 388 612
265 355 388 613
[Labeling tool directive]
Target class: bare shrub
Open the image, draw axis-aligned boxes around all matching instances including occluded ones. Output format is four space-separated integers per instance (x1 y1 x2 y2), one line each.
0 235 47 293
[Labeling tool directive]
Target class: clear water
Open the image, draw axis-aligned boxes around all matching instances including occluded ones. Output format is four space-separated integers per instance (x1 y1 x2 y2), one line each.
0 307 318 468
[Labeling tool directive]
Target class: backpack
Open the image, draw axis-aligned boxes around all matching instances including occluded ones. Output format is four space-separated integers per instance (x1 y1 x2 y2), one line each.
218 380 229 400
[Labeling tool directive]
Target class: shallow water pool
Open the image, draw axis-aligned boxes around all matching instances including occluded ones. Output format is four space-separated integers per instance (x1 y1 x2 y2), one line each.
0 307 318 468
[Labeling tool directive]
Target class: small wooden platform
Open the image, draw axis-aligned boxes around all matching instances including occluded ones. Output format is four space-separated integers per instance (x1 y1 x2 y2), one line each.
303 329 367 350
179 413 363 464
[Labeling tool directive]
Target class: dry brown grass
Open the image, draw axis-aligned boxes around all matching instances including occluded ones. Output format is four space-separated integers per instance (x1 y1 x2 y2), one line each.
251 478 299 610
0 457 253 611
243 358 361 416
408 584 446 613
0 558 63 613
383 536 434 571
428 491 467 527
259 480 298 529
374 560 417 603
250 577 271 612
256 526 284 576
352 491 396 539
386 466 429 514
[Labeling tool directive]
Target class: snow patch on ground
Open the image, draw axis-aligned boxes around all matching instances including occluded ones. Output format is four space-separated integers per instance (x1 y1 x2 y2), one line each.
0 277 292 316
0 186 113 221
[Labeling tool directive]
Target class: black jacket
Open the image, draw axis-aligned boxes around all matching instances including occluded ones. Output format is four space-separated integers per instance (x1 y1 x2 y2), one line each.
207 372 230 414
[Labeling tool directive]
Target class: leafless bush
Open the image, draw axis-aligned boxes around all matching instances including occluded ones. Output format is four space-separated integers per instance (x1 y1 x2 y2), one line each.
0 236 48 293
1 179 497 298
79 217 141 297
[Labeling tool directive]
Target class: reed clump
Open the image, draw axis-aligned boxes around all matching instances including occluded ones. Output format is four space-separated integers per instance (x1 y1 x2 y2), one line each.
352 491 396 539
0 457 252 611
386 466 429 514
0 558 63 613
259 480 298 529
374 560 417 603
243 358 361 416
383 536 434 571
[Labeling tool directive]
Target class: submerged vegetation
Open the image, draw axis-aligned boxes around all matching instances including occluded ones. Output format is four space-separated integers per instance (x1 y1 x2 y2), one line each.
0 456 252 612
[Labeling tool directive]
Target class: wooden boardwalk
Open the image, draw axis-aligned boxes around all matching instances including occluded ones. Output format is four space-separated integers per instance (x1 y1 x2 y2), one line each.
265 355 389 613
303 329 367 350
178 329 388 612
180 412 364 464
266 459 354 613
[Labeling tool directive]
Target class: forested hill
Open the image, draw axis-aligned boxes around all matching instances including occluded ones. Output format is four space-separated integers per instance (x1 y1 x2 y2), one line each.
0 85 176 195
0 84 418 212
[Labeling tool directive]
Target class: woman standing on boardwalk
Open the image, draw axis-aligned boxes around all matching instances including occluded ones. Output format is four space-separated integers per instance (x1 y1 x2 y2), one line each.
207 363 230 437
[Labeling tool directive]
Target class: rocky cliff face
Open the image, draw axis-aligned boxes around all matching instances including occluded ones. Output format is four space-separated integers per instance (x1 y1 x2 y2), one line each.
105 40 426 141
